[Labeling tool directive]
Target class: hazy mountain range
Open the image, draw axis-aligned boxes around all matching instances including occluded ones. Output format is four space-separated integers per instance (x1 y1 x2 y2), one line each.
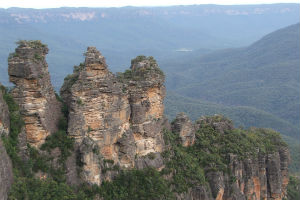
0 4 299 87
164 23 300 137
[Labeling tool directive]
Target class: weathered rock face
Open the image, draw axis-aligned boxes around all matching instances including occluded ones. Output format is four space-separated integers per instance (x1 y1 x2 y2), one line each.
180 157 289 200
204 148 290 200
61 47 131 163
8 41 61 147
171 113 195 146
0 85 13 200
0 139 13 200
126 56 166 157
178 116 290 200
61 49 165 185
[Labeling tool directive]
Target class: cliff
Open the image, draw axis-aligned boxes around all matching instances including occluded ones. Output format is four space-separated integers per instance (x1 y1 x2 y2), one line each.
8 40 61 148
170 114 290 200
60 48 166 185
1 41 292 200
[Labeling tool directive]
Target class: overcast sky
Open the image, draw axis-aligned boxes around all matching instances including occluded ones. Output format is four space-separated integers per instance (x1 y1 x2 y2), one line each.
0 0 299 9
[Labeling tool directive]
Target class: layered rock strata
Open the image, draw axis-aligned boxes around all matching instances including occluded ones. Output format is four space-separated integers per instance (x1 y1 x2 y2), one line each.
8 41 61 147
61 48 165 185
202 148 289 200
176 115 290 200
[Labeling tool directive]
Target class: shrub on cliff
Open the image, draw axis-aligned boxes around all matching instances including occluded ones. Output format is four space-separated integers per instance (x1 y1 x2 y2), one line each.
99 168 173 200
286 176 300 200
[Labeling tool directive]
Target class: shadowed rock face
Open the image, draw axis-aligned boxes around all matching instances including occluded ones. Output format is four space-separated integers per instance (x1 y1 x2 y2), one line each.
61 48 165 185
8 41 61 147
126 56 166 157
207 147 290 200
171 113 195 146
0 139 13 200
0 84 13 200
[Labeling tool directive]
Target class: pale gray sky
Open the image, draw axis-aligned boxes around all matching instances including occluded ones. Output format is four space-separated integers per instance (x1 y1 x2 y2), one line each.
0 0 299 8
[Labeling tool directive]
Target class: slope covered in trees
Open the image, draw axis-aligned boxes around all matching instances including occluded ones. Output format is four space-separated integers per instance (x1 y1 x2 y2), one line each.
164 23 300 140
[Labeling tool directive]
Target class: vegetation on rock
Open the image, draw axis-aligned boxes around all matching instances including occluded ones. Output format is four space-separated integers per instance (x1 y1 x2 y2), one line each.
16 40 47 49
161 116 288 196
286 176 300 200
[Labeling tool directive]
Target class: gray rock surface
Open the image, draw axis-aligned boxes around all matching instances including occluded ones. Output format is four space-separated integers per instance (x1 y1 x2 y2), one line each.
61 48 166 185
171 112 195 146
8 40 62 148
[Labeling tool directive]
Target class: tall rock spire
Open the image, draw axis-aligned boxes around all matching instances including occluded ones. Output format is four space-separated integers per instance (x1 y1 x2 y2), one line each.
61 49 166 185
8 40 61 147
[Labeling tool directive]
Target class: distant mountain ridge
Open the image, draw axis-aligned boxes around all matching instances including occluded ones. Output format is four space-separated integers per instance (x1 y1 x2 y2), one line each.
164 23 300 139
1 4 299 23
0 4 299 88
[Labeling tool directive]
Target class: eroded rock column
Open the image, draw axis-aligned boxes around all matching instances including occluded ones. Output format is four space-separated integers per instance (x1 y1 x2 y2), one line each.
61 50 167 185
126 56 166 157
8 40 61 147
171 113 195 147
61 47 134 185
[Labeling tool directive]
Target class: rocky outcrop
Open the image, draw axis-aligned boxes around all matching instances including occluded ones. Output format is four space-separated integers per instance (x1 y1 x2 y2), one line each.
2 42 290 200
171 113 195 146
0 85 13 200
8 40 61 148
125 56 166 157
203 148 290 200
179 116 290 200
61 47 133 185
195 114 234 134
61 48 165 185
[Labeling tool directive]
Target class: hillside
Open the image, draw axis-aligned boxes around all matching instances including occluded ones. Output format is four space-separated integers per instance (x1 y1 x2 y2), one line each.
165 92 300 174
163 23 300 139
0 4 299 88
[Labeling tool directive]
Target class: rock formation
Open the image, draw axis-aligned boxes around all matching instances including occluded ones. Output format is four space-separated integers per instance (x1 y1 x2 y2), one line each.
124 55 166 157
2 42 291 199
202 147 290 200
8 40 61 147
61 48 165 185
171 113 195 146
0 84 13 200
178 116 290 200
